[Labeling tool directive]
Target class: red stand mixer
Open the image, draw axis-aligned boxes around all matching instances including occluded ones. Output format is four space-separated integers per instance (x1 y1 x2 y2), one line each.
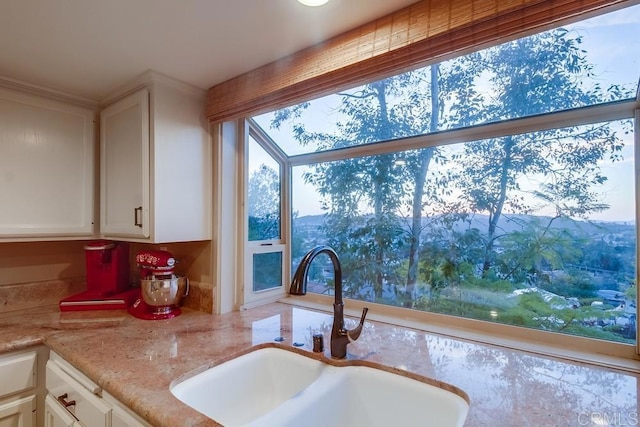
59 240 138 311
129 250 189 320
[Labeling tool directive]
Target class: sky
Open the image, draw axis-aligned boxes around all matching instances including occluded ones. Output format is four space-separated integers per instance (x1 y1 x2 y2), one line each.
252 4 640 222
571 4 639 222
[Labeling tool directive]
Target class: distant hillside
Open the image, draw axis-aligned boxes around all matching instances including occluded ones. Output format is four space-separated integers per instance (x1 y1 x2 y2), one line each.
459 213 634 236
294 214 327 226
293 213 635 236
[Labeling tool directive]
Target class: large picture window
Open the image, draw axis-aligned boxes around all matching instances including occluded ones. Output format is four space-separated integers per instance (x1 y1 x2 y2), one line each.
248 5 639 347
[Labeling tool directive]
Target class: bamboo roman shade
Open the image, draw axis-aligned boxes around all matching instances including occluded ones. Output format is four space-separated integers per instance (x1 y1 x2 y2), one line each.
206 0 630 123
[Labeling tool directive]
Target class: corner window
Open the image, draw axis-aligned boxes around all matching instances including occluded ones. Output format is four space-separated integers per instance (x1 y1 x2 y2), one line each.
244 128 287 306
247 5 640 350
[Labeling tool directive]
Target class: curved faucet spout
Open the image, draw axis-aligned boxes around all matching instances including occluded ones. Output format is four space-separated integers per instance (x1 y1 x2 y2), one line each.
289 245 341 300
290 245 368 359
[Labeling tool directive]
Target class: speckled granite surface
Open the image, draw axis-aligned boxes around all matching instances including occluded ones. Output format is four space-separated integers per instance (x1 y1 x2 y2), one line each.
0 303 638 427
0 279 85 313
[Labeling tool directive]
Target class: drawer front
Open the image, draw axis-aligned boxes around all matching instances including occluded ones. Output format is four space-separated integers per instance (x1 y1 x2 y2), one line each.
45 361 110 427
0 351 37 399
44 394 76 427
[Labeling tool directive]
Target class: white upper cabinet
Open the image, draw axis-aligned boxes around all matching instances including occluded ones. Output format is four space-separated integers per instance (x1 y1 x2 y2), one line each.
100 72 211 243
0 87 96 240
100 89 150 238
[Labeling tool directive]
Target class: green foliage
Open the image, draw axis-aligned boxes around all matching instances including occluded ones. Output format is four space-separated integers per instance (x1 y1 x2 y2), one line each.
541 269 596 299
289 211 313 262
252 252 282 292
323 212 407 300
564 324 635 344
454 29 631 277
626 284 637 301
269 23 635 344
465 277 514 293
248 164 280 241
580 238 629 273
495 217 582 283
414 296 495 321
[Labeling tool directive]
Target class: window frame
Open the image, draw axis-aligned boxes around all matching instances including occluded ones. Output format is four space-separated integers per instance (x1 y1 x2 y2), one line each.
246 99 640 364
242 121 291 308
238 14 640 366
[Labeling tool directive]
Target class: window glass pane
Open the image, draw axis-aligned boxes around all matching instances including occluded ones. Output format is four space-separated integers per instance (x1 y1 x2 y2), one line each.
253 252 282 292
253 5 640 155
292 120 636 344
248 135 280 241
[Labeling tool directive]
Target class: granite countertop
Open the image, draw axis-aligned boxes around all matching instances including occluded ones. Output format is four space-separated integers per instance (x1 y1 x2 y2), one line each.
0 302 638 427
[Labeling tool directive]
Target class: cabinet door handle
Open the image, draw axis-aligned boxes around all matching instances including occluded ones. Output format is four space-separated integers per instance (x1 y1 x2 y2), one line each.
134 206 143 228
57 393 76 408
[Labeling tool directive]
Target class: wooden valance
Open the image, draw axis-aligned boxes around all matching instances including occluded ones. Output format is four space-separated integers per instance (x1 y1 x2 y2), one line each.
206 0 631 123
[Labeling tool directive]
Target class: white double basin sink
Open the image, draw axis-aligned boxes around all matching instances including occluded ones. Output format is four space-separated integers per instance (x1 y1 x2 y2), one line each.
170 346 469 427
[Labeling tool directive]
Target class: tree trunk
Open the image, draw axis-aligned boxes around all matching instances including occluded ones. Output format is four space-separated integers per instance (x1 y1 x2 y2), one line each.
482 136 514 277
405 65 439 306
372 81 390 300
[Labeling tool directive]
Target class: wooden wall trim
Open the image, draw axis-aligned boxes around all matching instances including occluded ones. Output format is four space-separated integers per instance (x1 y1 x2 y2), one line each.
206 0 630 122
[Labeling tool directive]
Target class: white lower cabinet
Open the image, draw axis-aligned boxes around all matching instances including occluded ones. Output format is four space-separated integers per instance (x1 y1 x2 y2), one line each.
43 395 76 427
0 348 44 427
45 352 150 427
45 360 110 427
0 395 36 427
0 348 148 427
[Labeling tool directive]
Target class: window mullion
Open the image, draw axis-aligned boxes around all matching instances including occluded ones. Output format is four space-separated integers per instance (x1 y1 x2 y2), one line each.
288 99 637 167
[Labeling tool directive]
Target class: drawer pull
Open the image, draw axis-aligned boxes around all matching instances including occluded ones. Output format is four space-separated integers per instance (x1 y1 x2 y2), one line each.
57 393 76 408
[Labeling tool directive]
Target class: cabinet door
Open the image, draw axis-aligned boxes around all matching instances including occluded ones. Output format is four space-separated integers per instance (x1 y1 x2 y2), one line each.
44 395 75 427
0 88 95 239
0 351 37 400
100 89 150 238
0 395 36 427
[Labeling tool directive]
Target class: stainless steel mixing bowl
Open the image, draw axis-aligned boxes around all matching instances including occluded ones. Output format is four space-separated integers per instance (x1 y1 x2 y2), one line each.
140 275 189 314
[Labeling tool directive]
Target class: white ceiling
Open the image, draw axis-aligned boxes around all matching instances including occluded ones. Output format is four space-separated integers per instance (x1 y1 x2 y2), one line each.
0 0 418 102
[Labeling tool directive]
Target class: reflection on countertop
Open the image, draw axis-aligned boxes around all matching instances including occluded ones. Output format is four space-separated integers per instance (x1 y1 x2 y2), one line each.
0 302 638 427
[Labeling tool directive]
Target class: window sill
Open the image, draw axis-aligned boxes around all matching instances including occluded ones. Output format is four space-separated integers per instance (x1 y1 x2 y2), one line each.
279 294 640 374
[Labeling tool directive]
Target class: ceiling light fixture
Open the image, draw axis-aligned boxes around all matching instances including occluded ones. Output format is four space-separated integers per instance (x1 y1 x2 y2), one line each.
298 0 330 6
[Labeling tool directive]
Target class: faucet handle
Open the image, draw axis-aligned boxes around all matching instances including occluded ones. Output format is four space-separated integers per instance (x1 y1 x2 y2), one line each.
358 307 369 324
347 307 369 342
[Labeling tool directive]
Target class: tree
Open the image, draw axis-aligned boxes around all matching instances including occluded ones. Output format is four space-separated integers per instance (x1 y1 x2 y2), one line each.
455 29 629 277
273 75 430 300
264 22 632 328
272 62 477 302
248 164 280 241
495 216 581 284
